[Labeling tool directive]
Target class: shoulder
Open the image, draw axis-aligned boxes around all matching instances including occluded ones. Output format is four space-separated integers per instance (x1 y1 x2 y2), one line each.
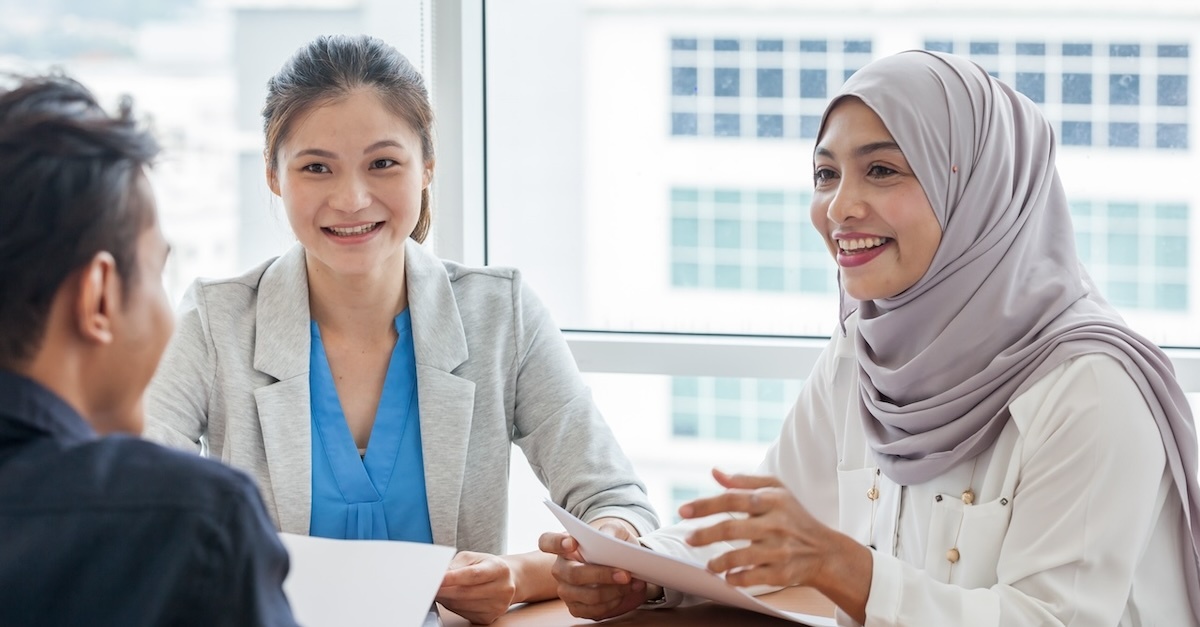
180 255 279 316
1009 352 1164 455
67 437 264 516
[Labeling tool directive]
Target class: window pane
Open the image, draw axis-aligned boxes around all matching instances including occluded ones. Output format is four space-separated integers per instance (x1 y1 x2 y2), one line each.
486 3 1200 345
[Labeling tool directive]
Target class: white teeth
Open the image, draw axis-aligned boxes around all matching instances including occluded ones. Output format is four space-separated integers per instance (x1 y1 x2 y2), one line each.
838 237 887 251
327 223 379 236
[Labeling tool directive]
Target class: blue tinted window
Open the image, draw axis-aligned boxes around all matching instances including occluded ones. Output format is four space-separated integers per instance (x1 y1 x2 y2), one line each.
756 114 783 138
1158 75 1188 106
1062 73 1092 104
715 220 740 248
672 67 697 96
1107 282 1139 307
757 39 784 52
714 68 740 97
671 218 699 247
714 39 740 51
1016 42 1045 55
713 113 740 137
970 41 1000 54
1109 44 1140 57
1156 203 1187 220
1156 284 1188 311
1109 74 1139 105
672 113 697 136
672 377 699 396
714 415 741 440
800 268 828 292
844 69 857 82
1061 121 1092 145
844 40 871 53
1158 44 1189 58
800 69 826 98
757 68 783 97
671 263 699 287
799 40 826 52
1016 72 1045 103
925 40 953 53
757 221 785 250
1109 122 1139 147
1156 235 1188 267
671 413 699 437
757 267 785 291
1063 43 1092 56
800 115 822 139
671 38 698 51
1157 124 1188 150
1107 233 1139 265
714 265 741 289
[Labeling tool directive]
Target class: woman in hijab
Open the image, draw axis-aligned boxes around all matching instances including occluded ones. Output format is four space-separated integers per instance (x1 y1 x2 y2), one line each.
542 50 1200 626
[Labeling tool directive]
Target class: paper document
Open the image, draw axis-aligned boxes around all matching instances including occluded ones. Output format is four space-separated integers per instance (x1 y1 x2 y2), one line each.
545 500 835 626
279 533 456 627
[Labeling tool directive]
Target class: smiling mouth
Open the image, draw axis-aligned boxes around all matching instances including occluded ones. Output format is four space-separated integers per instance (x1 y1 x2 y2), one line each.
324 222 382 237
838 236 890 253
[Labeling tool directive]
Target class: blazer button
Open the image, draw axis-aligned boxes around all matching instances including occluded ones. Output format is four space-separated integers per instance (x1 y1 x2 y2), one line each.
946 548 960 564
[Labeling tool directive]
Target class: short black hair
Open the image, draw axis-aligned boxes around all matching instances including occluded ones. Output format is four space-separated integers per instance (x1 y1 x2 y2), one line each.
0 73 161 365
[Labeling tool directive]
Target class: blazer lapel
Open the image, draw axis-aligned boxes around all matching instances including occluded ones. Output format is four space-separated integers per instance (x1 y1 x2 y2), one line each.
252 244 314 535
406 240 474 548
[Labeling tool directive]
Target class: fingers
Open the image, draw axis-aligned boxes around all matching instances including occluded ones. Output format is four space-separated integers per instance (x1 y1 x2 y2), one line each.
537 532 581 559
704 544 783 577
680 487 779 519
441 554 503 588
685 517 766 547
551 558 632 586
712 468 784 490
590 517 637 542
557 580 646 620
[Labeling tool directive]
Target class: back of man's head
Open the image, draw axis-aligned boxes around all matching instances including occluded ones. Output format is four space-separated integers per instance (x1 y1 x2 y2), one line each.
0 74 161 367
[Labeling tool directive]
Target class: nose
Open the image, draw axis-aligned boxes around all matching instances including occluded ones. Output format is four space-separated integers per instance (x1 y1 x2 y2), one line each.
330 173 371 214
825 179 867 224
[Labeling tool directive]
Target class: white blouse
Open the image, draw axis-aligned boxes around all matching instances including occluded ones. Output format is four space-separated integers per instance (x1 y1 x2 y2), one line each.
641 316 1195 626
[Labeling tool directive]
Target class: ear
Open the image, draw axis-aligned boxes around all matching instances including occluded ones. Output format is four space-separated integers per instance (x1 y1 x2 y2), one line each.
422 158 435 189
73 252 119 347
265 153 281 197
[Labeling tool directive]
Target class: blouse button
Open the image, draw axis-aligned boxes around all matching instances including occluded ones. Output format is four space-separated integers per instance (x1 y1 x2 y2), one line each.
961 490 975 505
946 548 960 564
866 487 879 501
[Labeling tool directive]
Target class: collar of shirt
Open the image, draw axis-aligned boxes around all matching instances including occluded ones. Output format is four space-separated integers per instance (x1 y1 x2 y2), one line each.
0 369 96 445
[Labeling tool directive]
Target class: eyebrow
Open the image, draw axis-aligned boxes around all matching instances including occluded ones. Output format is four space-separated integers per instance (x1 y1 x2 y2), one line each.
293 140 411 160
814 140 903 159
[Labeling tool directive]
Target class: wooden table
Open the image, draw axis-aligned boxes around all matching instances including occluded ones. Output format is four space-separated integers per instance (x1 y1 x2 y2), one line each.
440 586 835 626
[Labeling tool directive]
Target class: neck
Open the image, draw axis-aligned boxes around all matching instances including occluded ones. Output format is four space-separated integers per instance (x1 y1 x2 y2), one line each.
306 249 409 340
20 343 110 434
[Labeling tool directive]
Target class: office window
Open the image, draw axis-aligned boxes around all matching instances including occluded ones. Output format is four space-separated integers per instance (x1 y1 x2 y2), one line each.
671 376 803 442
925 38 1190 150
670 187 833 294
1071 200 1190 311
669 36 871 139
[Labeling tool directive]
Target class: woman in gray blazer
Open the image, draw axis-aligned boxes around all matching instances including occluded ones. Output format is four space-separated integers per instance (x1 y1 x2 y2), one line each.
144 34 657 625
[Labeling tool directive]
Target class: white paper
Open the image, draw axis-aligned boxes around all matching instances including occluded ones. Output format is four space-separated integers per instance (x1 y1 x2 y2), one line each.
545 500 835 626
279 533 456 627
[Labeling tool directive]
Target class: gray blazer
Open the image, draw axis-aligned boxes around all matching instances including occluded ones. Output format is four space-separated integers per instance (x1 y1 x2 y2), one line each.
144 240 657 553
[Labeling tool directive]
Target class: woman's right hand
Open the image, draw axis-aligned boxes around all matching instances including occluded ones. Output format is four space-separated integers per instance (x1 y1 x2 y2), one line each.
537 531 659 619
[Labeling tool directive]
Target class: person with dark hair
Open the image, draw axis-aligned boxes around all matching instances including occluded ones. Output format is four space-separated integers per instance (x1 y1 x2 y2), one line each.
143 34 657 624
543 50 1200 626
0 74 299 626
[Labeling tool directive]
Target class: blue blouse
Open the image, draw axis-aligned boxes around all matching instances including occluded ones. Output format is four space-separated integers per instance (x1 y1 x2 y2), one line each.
308 310 434 542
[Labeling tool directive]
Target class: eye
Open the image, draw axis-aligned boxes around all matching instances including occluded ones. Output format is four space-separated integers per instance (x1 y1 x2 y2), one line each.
370 158 397 169
303 163 330 174
813 167 838 185
867 164 898 178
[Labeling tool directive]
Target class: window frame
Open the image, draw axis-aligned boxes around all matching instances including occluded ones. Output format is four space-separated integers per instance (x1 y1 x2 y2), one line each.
430 0 1200 393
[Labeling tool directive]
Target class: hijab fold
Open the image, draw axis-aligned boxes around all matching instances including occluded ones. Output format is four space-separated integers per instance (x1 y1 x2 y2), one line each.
821 50 1200 617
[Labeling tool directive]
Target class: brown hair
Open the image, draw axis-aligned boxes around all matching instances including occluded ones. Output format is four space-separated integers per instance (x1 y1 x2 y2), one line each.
263 34 434 242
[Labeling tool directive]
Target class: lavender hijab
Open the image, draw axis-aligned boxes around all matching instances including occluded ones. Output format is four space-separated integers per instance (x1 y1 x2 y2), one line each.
819 50 1199 612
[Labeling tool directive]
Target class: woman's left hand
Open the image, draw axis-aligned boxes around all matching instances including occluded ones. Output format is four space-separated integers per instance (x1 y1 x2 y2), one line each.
680 468 839 589
436 551 518 625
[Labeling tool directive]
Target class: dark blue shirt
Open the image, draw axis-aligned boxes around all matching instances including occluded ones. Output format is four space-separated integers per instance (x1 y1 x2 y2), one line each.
0 370 299 627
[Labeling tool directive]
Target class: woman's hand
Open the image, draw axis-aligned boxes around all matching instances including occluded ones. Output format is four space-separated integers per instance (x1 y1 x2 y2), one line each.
436 551 518 625
681 469 871 623
537 518 658 620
